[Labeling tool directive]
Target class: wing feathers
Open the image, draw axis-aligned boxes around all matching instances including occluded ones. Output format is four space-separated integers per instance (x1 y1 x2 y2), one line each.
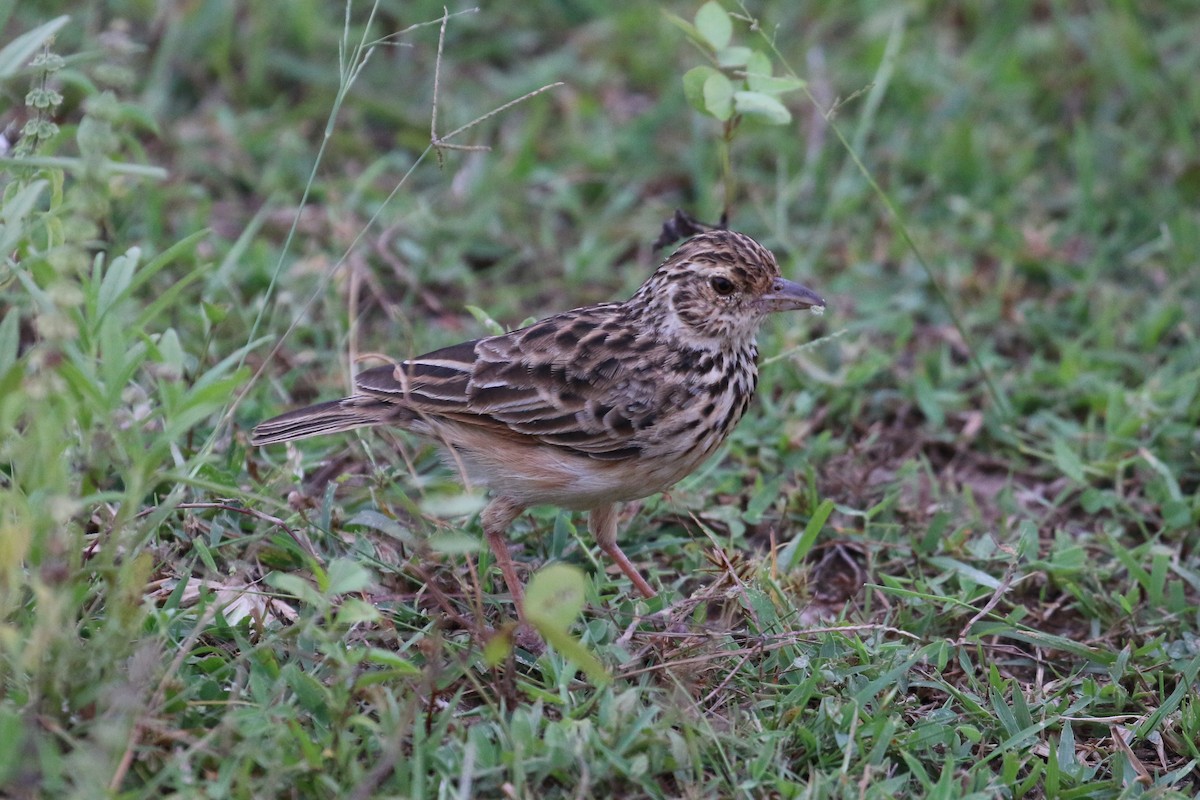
299 306 675 460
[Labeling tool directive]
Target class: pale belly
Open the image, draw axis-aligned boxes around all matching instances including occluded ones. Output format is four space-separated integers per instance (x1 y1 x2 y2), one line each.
421 371 752 511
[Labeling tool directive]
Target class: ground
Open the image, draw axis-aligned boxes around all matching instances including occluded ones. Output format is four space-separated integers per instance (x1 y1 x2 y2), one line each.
1 2 1198 797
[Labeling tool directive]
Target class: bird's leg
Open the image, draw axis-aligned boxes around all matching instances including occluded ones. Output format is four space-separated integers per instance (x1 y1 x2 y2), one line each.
589 503 657 598
481 496 528 618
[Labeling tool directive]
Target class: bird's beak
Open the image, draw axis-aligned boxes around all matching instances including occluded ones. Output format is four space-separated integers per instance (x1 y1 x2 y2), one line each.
761 277 826 313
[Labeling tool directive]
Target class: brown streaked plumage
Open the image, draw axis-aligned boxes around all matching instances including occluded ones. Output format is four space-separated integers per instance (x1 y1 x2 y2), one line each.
252 230 824 613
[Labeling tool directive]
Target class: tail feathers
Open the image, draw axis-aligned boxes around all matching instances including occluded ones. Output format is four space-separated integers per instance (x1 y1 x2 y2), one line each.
251 398 399 445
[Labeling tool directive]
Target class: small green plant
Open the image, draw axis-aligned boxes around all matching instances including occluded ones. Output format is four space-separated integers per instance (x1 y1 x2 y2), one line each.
525 563 610 685
12 44 64 157
0 21 244 793
668 1 805 215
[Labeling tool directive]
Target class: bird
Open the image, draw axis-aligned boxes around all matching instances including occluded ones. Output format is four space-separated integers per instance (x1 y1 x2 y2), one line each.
251 229 825 616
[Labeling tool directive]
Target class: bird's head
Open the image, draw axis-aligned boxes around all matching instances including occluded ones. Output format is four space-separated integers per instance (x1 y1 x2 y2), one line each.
631 229 825 345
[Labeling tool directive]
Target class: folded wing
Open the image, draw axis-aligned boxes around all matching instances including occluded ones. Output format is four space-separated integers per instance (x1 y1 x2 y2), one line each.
354 306 671 461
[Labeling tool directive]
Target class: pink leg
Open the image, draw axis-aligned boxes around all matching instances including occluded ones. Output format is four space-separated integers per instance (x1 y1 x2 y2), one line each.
589 503 657 598
481 497 528 618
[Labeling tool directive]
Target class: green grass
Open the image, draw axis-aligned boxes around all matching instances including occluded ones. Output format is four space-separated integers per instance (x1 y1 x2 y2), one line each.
2 1 1199 797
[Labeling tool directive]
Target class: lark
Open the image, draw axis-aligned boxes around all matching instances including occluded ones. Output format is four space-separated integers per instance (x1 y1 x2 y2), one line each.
252 230 824 613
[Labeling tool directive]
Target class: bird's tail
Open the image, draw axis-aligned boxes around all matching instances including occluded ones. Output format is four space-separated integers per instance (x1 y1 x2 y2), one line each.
250 398 400 445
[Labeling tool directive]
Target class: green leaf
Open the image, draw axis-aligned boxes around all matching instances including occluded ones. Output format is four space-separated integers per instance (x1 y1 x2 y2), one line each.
465 305 506 336
201 301 228 325
0 307 18 376
0 180 48 256
695 1 733 51
733 91 792 124
1080 488 1117 513
683 65 721 113
747 50 772 83
1051 437 1085 483
427 530 480 555
325 557 375 595
973 623 1115 664
746 50 806 94
155 327 186 375
927 556 1003 590
703 71 735 121
345 509 416 545
1139 447 1183 501
286 719 322 767
525 564 610 685
1162 499 1191 531
335 598 382 626
744 474 786 524
748 73 806 95
419 491 488 517
483 627 514 666
267 572 323 607
525 563 586 630
283 663 329 715
780 499 834 572
717 46 753 69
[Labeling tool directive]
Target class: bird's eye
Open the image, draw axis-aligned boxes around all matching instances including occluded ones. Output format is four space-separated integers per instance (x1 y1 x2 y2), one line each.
710 276 735 296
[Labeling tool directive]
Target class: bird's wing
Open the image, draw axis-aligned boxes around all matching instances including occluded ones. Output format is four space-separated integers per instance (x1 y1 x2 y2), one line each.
354 305 686 460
